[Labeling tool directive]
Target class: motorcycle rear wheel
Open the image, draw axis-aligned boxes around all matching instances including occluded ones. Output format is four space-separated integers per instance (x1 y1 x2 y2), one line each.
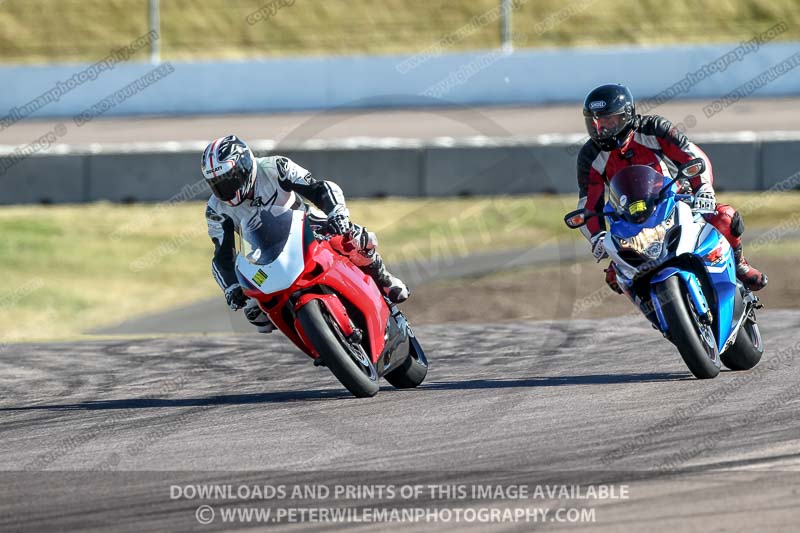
384 333 428 389
720 313 763 371
297 299 380 398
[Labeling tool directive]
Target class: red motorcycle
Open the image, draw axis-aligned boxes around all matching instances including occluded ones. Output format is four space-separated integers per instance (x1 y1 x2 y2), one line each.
235 205 428 398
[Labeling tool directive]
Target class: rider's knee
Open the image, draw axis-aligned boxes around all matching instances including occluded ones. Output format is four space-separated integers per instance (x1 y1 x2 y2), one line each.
713 203 735 220
350 224 378 252
363 229 378 251
730 210 744 237
707 204 744 245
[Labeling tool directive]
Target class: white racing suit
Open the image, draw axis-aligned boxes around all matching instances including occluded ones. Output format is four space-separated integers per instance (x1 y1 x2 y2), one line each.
205 156 406 331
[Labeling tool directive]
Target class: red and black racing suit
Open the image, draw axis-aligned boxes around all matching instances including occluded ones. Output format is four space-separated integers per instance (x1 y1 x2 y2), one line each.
577 114 765 291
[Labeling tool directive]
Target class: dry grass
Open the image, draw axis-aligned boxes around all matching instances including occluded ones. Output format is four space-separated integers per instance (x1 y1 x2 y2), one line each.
0 195 573 341
0 0 797 63
0 192 796 342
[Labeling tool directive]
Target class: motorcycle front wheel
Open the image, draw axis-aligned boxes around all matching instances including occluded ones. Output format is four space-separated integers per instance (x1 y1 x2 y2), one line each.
297 299 380 398
654 275 720 379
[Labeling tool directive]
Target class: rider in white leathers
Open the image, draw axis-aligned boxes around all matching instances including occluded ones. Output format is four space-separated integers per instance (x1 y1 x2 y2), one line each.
202 135 409 333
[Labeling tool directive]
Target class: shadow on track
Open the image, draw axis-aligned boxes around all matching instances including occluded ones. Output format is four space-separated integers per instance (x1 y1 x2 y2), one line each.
0 373 691 412
421 372 691 391
0 388 357 412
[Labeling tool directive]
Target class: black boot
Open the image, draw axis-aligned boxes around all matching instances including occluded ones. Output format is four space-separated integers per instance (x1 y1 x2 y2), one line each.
362 252 409 303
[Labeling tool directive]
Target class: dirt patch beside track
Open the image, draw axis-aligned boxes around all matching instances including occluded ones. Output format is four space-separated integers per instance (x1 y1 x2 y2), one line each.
403 255 798 325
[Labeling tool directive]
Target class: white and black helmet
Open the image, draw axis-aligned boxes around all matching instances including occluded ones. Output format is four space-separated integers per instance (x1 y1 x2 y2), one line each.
202 135 255 206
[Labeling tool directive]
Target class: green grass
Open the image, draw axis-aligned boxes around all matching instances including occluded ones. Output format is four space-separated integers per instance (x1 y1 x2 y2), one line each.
1 0 798 63
0 195 574 342
0 192 796 342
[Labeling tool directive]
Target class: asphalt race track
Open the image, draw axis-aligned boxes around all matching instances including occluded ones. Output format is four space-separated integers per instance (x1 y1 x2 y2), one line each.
2 98 800 146
2 310 800 531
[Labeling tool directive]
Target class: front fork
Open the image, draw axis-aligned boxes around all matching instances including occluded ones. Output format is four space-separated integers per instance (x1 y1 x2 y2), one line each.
650 269 712 334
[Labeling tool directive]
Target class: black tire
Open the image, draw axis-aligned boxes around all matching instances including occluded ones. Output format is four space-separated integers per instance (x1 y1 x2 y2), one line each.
721 315 763 371
297 299 379 398
384 335 428 389
655 275 720 379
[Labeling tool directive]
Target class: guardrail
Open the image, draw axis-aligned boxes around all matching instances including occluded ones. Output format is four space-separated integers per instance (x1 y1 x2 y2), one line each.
1 132 798 205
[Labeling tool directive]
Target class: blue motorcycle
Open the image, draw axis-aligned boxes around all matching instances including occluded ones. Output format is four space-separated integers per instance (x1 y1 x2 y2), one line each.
565 159 763 379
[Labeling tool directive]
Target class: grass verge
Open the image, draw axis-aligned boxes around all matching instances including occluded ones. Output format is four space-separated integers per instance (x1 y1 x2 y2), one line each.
0 195 573 342
0 192 796 342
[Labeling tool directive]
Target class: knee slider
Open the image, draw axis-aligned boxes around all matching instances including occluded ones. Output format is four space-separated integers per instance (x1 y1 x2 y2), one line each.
353 225 377 251
730 211 744 237
364 230 378 250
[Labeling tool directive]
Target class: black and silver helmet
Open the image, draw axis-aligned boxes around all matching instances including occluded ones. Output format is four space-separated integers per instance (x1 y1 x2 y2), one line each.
582 84 637 151
201 134 255 206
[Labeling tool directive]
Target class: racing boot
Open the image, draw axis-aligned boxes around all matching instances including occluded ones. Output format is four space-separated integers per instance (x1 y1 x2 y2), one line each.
362 252 409 303
734 245 767 291
243 299 276 333
604 262 623 294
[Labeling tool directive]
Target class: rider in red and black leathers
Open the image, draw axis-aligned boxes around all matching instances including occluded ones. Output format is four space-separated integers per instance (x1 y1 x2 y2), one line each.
577 84 767 293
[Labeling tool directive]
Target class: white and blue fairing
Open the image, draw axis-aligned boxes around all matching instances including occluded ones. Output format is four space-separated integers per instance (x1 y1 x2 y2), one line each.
604 182 741 353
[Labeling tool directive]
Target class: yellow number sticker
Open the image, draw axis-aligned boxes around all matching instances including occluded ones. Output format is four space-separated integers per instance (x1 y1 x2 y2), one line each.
628 200 647 216
253 269 268 286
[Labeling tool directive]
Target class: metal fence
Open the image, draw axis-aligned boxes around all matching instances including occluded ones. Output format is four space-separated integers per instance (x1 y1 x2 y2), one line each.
1 0 797 65
1 0 518 64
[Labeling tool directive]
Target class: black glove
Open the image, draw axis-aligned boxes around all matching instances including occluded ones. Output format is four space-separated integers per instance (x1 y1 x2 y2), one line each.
327 205 352 235
224 284 247 310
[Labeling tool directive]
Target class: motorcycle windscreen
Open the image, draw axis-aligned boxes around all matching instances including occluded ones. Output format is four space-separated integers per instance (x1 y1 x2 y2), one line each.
236 206 307 295
608 165 665 224
239 207 294 265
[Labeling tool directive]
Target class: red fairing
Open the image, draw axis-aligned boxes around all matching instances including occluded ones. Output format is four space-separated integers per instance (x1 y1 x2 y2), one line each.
246 217 389 363
294 293 355 337
308 244 389 360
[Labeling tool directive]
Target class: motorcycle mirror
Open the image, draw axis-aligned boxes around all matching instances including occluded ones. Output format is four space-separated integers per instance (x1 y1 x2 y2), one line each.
564 209 587 229
677 158 706 179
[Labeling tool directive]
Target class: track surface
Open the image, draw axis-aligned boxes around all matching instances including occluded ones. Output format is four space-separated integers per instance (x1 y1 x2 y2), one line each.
3 310 800 531
2 98 800 145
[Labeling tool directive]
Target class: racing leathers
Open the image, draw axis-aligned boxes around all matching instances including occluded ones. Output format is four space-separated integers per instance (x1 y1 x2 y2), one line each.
206 155 409 332
577 114 767 292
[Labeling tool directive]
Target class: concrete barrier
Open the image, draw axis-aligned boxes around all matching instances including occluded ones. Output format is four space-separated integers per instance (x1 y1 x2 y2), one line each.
422 144 578 196
0 133 793 205
699 140 761 191
273 148 423 198
0 154 87 204
87 152 204 202
760 139 800 189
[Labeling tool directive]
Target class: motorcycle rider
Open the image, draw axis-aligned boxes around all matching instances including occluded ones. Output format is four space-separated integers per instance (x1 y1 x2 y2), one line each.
203 134 409 333
577 83 768 294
